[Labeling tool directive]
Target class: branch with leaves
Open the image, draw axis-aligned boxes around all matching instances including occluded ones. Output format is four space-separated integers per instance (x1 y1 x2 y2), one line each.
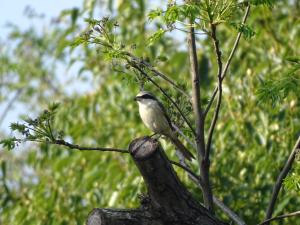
0 103 128 154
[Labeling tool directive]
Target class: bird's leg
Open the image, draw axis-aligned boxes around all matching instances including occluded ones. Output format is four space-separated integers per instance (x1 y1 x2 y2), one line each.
149 133 157 138
150 133 162 141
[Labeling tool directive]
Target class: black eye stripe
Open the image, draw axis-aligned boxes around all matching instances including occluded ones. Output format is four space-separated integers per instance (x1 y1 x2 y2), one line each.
139 94 156 100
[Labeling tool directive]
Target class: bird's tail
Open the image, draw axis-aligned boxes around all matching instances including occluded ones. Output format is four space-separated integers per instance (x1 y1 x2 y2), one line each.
169 133 195 161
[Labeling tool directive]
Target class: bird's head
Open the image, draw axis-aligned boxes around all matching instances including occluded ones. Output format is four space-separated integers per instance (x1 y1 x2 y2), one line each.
134 91 157 104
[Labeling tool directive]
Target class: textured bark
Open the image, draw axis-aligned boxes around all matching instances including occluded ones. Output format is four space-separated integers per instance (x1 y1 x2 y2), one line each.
87 208 163 225
87 137 226 225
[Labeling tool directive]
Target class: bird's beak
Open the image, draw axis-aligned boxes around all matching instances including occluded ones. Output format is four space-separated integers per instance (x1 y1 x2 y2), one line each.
134 96 138 101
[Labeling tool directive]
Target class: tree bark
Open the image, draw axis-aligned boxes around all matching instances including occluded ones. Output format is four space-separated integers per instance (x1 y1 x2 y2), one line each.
87 137 226 225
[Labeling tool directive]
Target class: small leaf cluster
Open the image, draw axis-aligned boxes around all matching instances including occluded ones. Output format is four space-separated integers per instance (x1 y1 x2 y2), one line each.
147 1 252 45
284 148 300 193
250 0 276 7
257 57 300 106
0 103 62 150
71 17 127 61
162 87 193 133
230 22 256 39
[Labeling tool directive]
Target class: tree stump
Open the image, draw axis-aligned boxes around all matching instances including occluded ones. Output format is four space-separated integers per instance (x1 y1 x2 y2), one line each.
87 136 226 225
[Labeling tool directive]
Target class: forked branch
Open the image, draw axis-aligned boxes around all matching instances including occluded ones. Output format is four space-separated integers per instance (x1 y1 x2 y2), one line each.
204 4 251 116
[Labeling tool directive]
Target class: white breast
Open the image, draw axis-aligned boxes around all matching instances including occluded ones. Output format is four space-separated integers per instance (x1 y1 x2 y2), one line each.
138 100 171 135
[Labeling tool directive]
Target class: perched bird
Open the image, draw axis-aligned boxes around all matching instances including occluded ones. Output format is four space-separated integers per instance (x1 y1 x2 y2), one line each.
135 91 194 161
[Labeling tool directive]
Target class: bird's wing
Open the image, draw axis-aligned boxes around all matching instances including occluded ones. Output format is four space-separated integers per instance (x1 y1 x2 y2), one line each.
157 100 175 131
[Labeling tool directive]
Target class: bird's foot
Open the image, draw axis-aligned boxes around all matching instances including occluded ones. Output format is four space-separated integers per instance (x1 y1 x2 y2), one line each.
149 133 161 141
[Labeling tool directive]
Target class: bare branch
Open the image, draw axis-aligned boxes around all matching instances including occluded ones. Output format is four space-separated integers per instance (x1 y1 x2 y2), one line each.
187 23 205 158
172 123 196 149
265 136 300 222
259 210 300 225
204 4 251 116
53 139 129 153
173 27 207 36
129 62 196 136
170 160 199 179
188 20 213 212
205 24 223 161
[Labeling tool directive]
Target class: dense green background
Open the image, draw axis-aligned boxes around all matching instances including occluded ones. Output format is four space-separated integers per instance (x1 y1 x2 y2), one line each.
0 0 299 224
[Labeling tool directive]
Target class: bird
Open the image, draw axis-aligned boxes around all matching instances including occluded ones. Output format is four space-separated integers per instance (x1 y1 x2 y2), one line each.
135 91 195 161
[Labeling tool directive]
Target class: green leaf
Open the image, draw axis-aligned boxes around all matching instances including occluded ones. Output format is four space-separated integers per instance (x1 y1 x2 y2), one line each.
164 5 180 25
230 22 256 39
70 36 88 48
10 123 26 133
156 55 168 62
148 9 162 21
84 18 100 26
250 0 276 7
257 67 300 106
147 28 166 46
180 4 199 20
286 56 300 64
0 137 18 150
49 102 61 112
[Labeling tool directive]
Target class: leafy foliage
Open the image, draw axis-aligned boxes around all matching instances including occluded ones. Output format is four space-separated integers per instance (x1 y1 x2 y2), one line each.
257 60 300 106
230 22 256 39
1 0 300 224
1 103 61 151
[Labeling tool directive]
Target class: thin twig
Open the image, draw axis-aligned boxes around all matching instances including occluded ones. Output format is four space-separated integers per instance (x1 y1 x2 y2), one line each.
205 23 223 161
265 136 300 222
204 4 251 116
172 123 196 149
170 160 199 179
259 210 300 225
11 138 128 153
47 119 55 141
129 62 196 136
53 139 129 153
212 197 246 225
173 27 207 35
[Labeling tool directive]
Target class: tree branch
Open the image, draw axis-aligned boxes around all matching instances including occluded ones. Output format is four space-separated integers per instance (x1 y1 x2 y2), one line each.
265 136 300 222
53 139 129 153
205 24 223 161
172 123 197 149
259 210 300 225
87 208 161 225
188 20 213 212
187 23 205 158
204 4 251 116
